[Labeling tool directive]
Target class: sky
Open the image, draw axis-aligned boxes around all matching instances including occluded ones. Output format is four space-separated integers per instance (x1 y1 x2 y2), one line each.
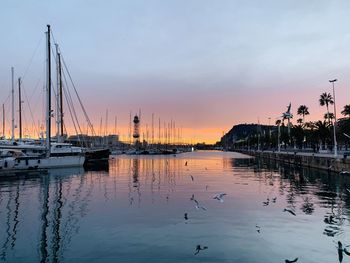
1 0 350 143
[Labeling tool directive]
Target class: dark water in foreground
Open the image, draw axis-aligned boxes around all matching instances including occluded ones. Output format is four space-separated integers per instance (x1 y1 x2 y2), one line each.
1 151 350 263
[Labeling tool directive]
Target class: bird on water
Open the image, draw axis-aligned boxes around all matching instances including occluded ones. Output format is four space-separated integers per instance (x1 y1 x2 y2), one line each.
194 245 208 255
285 258 298 263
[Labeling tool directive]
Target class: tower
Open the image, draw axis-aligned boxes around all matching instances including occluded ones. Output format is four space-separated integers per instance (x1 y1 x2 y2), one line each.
133 115 140 145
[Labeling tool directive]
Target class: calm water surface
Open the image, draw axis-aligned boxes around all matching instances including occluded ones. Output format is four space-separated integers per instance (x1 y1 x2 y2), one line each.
1 151 350 263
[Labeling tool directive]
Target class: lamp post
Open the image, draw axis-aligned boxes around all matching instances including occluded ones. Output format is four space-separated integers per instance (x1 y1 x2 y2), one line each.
329 79 338 157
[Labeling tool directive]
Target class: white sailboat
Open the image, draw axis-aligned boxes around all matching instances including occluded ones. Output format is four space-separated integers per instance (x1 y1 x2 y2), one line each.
0 25 84 173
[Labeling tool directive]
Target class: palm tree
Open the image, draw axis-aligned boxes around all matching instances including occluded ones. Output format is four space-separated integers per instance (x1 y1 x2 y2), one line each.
297 105 310 124
341 104 350 118
324 112 335 122
319 92 334 124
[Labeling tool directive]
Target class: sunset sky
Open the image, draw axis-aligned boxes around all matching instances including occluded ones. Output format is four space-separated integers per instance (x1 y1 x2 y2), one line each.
1 0 350 143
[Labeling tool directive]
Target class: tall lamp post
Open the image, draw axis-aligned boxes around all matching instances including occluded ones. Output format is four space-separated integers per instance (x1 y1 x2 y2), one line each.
329 79 338 157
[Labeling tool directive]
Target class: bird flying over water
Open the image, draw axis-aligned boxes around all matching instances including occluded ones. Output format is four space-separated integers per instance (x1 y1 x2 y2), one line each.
285 258 298 263
184 213 188 220
194 245 208 255
191 198 207 211
283 208 296 216
213 193 227 203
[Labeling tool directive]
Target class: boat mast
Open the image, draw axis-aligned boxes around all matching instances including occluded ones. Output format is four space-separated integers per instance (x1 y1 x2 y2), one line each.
11 67 15 142
46 25 52 156
55 44 64 142
18 77 22 140
2 104 5 138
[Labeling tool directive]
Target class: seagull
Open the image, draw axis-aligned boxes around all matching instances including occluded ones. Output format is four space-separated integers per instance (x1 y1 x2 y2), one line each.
184 213 188 220
190 195 206 210
283 208 296 216
337 241 350 262
285 258 298 263
256 225 261 233
213 193 227 203
338 241 344 262
262 200 269 206
194 245 208 255
196 204 207 211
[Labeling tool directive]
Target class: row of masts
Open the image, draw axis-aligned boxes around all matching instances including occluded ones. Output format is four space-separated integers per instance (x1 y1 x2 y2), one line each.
1 25 188 146
1 25 65 146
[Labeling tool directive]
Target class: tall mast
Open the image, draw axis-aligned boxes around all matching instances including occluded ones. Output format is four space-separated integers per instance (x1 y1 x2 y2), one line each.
114 115 117 135
11 67 15 141
55 44 59 139
55 44 64 142
58 52 63 139
18 78 22 140
151 113 154 145
158 117 160 144
46 25 52 156
2 104 5 138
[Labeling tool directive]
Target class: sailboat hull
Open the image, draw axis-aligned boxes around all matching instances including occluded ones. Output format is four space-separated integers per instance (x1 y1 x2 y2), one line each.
0 155 85 174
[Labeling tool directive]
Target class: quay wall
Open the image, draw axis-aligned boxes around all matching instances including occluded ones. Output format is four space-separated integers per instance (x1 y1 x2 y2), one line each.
237 150 350 173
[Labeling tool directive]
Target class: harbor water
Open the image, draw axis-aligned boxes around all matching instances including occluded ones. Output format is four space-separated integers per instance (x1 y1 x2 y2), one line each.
1 151 350 262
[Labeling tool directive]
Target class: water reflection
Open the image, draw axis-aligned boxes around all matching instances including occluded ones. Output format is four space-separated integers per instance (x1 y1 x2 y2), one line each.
1 152 350 262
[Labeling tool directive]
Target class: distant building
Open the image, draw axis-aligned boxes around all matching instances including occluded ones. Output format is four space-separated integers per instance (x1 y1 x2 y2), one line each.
67 134 120 148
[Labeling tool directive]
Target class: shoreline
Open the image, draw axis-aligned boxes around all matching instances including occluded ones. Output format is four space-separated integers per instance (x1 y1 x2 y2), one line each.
235 150 350 173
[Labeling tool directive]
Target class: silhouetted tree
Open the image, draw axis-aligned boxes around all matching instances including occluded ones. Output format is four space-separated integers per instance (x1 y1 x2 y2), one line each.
341 104 350 118
319 92 334 124
297 105 310 124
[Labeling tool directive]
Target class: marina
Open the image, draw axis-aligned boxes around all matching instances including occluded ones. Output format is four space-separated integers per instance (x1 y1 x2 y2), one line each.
2 1 350 262
1 151 350 262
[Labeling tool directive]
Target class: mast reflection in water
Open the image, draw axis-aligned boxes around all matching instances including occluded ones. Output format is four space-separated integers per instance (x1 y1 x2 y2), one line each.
1 151 350 262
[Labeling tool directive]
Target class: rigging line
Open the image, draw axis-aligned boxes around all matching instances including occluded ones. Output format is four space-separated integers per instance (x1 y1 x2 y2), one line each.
1 92 12 107
21 34 44 81
62 82 80 143
61 69 83 136
22 87 39 138
61 68 85 146
61 55 96 137
27 77 42 103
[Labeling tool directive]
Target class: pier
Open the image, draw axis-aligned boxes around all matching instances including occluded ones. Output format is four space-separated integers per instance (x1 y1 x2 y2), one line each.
237 150 350 173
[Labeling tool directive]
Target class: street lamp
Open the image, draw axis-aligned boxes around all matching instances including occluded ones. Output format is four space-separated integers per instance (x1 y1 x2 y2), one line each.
329 79 338 157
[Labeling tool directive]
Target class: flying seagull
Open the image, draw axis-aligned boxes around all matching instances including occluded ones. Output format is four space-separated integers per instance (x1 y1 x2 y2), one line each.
213 193 227 203
194 245 208 255
283 208 296 216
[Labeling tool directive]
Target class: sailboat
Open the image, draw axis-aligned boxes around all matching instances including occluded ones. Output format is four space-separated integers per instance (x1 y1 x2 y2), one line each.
0 25 85 173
